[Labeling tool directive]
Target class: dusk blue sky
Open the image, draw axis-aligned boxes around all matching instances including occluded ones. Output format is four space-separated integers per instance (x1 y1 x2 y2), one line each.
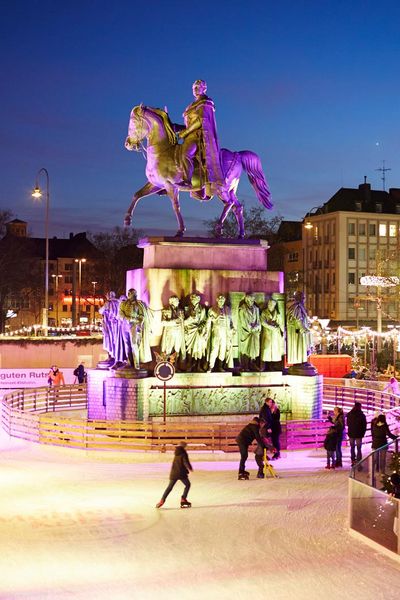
1 0 399 239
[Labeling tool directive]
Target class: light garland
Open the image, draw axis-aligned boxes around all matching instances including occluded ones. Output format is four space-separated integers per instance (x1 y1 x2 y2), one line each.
0 324 102 337
360 275 400 287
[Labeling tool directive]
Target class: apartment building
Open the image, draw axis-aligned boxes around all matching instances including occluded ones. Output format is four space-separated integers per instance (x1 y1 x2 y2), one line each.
303 182 400 326
1 219 103 329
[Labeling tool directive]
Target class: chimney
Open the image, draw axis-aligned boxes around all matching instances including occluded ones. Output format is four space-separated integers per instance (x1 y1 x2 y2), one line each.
358 180 371 202
389 188 400 201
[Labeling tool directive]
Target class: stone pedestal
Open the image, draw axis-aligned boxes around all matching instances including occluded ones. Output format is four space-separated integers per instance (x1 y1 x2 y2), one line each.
126 237 284 346
87 370 322 422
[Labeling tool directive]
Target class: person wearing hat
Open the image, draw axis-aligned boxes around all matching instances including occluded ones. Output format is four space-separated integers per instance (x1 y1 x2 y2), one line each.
156 441 193 508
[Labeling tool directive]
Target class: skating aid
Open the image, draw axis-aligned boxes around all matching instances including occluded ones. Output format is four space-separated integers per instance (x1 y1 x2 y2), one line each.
263 449 278 478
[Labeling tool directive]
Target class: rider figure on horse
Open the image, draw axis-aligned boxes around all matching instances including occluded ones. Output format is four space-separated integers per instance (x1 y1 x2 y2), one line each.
176 80 224 201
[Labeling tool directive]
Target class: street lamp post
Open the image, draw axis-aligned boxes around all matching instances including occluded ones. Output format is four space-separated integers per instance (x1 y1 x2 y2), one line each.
74 258 86 324
51 274 63 326
32 168 50 335
91 281 98 325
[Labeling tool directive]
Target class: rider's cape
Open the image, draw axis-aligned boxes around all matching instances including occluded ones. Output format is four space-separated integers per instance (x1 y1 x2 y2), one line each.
184 95 224 193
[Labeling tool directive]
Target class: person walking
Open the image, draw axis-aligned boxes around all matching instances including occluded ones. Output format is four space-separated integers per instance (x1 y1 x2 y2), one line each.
329 406 345 467
235 417 265 479
156 441 193 508
73 361 86 384
371 414 397 474
346 401 367 466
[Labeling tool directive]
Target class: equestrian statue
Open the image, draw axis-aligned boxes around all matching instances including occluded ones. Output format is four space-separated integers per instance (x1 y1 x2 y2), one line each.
124 79 272 238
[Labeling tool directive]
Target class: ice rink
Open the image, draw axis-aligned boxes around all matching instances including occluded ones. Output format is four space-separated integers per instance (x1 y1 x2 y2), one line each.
1 426 399 600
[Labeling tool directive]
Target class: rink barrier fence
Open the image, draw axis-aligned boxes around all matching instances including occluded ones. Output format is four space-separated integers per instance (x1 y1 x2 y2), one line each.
1 380 399 452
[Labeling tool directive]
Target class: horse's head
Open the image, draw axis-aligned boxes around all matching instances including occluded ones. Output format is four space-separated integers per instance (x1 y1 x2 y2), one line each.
125 104 177 151
125 104 149 151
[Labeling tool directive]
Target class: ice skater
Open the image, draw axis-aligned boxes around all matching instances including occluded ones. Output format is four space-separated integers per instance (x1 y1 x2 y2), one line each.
156 441 193 508
235 417 265 479
323 426 338 470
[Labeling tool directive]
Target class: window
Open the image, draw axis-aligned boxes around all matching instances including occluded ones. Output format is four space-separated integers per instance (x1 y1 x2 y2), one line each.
355 201 362 211
348 247 356 260
65 276 72 284
376 203 382 212
359 248 366 261
358 223 366 236
369 247 376 260
288 252 298 262
326 273 329 289
379 223 387 236
369 223 376 236
65 263 72 271
62 305 68 312
396 205 400 214
348 222 356 235
348 273 355 284
389 224 397 237
332 273 336 285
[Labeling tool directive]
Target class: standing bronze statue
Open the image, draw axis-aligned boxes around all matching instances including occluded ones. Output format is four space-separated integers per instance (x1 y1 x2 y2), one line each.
98 291 119 367
207 294 235 372
184 293 208 372
260 298 284 369
286 291 311 365
119 288 152 370
160 296 186 367
238 293 261 371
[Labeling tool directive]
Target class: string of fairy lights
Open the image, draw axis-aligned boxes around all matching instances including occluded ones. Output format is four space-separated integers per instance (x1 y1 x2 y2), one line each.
0 324 102 337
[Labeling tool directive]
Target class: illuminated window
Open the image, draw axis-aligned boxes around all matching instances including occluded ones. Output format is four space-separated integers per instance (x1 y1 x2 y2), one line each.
379 223 387 236
389 224 397 237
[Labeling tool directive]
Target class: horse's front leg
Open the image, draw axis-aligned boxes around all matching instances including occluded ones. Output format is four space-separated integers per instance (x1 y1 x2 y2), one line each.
124 182 162 226
165 184 186 237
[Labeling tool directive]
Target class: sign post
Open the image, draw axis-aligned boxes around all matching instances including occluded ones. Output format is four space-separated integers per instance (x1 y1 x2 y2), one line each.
154 361 175 424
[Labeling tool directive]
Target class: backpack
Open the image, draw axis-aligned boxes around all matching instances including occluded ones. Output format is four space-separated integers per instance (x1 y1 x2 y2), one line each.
73 367 79 377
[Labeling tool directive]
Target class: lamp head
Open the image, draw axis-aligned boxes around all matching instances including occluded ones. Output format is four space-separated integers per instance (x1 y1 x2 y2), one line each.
32 186 42 199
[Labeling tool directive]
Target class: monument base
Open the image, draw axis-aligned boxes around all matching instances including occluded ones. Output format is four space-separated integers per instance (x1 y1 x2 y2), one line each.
87 370 323 422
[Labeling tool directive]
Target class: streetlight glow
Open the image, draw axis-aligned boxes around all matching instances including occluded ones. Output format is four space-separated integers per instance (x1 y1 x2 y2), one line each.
32 168 50 335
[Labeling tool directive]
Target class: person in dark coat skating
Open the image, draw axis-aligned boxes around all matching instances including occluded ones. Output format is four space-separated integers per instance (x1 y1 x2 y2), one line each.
346 401 367 465
236 417 265 478
156 441 193 508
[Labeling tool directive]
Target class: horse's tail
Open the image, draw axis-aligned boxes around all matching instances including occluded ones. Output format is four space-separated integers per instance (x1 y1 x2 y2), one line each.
239 151 273 209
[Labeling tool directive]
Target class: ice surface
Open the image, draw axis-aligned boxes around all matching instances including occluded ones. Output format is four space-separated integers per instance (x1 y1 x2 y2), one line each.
0 426 399 600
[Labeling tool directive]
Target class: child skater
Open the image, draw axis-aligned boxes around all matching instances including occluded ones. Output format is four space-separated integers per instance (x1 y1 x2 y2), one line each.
323 426 338 470
156 441 193 508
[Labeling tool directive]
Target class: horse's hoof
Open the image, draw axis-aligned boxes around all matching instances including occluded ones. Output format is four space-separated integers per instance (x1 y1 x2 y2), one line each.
124 215 131 227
